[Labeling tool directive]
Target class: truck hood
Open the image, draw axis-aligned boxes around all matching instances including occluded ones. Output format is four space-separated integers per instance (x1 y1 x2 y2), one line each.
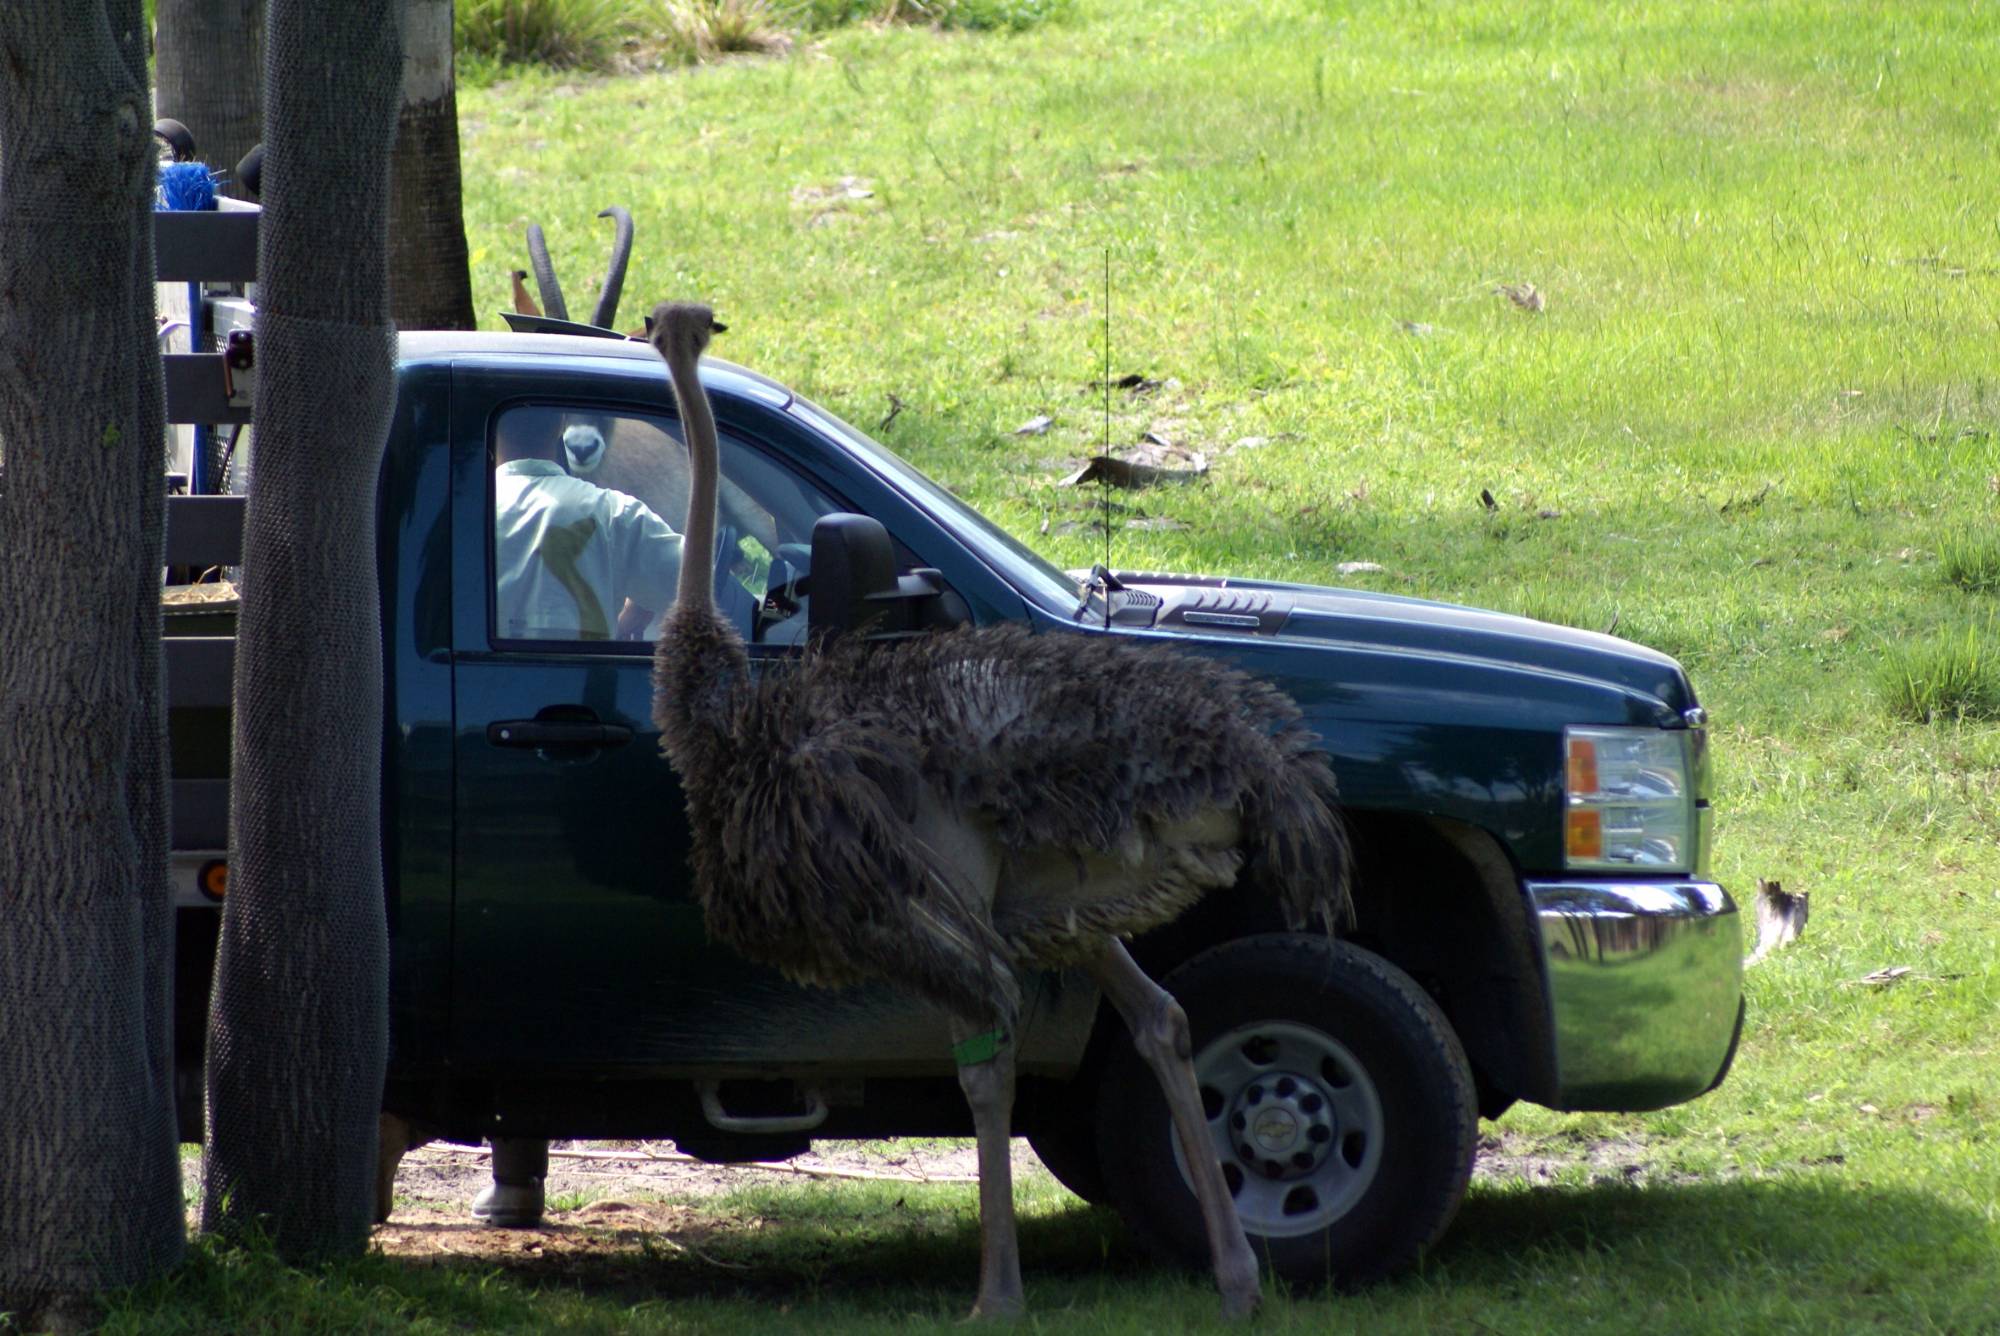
1098 571 1697 723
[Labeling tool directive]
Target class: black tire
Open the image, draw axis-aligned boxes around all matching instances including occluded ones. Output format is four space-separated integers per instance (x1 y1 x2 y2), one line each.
1095 934 1477 1288
1025 1091 1110 1205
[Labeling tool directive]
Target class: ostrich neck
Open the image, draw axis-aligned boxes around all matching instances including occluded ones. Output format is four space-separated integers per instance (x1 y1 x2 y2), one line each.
664 344 719 615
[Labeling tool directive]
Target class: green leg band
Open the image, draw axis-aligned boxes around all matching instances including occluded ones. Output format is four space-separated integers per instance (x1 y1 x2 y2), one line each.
952 1028 1009 1066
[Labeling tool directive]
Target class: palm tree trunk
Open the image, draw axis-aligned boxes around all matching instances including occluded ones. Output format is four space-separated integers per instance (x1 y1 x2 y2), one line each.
388 0 475 331
0 1 185 1322
198 0 403 1260
153 0 265 197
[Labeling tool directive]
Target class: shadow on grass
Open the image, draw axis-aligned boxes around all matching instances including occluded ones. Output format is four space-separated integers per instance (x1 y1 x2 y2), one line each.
103 1174 1997 1330
1403 1175 1999 1321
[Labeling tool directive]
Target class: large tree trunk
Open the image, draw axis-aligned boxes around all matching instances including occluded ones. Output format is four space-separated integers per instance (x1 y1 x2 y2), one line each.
388 0 474 330
153 0 264 198
0 1 185 1325
198 0 403 1260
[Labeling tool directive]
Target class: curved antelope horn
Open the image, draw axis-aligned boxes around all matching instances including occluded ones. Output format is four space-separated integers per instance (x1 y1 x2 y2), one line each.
591 206 634 331
525 222 569 322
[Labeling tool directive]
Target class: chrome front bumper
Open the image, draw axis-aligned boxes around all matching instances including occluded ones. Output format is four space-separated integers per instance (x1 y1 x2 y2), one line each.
1530 879 1742 1111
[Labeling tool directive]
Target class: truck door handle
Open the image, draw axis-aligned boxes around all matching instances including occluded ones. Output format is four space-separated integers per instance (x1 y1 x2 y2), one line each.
487 716 633 750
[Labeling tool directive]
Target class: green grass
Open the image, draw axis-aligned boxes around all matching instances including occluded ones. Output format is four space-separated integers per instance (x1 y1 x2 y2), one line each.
458 0 634 68
113 0 2000 1328
453 0 1065 76
1939 524 2000 593
1879 621 2000 723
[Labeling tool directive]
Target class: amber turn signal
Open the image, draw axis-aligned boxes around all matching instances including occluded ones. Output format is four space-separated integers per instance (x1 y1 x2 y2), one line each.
1565 809 1602 861
1566 737 1598 795
198 859 228 901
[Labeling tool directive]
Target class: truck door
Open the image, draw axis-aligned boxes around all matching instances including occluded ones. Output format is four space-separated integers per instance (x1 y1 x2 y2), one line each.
448 375 956 1075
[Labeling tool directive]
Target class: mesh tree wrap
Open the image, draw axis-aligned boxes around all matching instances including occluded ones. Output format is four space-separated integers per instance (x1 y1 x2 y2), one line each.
0 1 185 1317
199 0 403 1258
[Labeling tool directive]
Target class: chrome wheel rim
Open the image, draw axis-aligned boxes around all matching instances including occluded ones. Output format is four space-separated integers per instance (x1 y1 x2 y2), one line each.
1173 1020 1385 1238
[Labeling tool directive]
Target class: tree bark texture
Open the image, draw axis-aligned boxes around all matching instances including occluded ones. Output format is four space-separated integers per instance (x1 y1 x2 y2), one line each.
198 0 403 1260
0 0 185 1320
153 0 264 199
388 0 474 331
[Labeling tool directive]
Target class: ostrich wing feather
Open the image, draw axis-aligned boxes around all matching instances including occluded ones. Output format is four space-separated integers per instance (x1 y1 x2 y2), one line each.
679 681 1020 1029
872 626 1350 929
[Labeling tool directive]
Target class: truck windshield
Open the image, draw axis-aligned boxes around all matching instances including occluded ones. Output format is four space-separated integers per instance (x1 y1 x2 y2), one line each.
787 395 1079 612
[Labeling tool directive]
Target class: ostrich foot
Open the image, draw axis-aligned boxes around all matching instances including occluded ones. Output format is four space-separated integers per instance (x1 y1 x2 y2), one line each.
966 1292 1027 1322
1220 1282 1262 1321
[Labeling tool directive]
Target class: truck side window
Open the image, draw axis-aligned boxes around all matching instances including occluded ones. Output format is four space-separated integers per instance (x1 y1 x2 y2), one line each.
488 404 847 648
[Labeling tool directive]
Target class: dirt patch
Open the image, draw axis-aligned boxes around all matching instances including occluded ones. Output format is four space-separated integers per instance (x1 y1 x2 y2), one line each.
181 1132 1684 1276
1472 1130 1701 1188
181 1137 1024 1276
375 1139 1029 1267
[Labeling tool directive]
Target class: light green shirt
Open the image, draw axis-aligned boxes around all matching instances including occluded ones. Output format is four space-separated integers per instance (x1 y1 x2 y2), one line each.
494 460 682 640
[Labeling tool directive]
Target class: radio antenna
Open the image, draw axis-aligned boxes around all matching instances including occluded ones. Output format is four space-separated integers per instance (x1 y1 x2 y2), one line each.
1101 244 1113 626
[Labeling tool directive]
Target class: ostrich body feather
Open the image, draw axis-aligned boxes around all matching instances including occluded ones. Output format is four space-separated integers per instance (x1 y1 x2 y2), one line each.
655 613 1348 1030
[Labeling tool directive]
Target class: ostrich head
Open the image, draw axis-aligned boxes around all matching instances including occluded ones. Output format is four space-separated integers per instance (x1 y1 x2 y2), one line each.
645 301 726 366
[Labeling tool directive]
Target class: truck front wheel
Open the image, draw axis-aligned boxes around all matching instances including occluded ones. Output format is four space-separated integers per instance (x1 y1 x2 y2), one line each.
1095 934 1477 1288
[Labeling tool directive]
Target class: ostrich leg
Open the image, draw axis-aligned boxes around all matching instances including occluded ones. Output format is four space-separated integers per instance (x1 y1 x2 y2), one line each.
950 1018 1026 1319
1086 939 1261 1319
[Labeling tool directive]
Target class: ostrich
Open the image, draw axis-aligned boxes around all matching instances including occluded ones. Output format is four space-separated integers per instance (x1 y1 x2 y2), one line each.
646 301 1349 1320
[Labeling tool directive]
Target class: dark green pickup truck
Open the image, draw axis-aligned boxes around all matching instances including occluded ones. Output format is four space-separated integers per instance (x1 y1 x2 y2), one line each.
164 328 1742 1284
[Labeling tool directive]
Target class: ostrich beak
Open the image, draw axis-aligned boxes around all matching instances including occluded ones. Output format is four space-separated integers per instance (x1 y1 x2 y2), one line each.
710 318 728 333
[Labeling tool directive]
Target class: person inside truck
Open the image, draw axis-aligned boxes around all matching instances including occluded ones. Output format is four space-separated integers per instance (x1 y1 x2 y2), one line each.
492 406 683 641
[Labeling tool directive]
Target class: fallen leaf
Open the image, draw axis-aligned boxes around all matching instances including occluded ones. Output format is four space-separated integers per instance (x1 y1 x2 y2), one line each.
1855 966 1912 986
1059 454 1199 488
1124 515 1188 532
1336 561 1385 575
1479 488 1499 512
1496 281 1544 313
1859 1103 1881 1116
1401 320 1436 336
1720 482 1775 514
1014 414 1053 436
790 175 875 206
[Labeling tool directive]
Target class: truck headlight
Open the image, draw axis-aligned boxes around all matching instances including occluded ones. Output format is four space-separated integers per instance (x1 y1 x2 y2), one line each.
1564 726 1695 872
